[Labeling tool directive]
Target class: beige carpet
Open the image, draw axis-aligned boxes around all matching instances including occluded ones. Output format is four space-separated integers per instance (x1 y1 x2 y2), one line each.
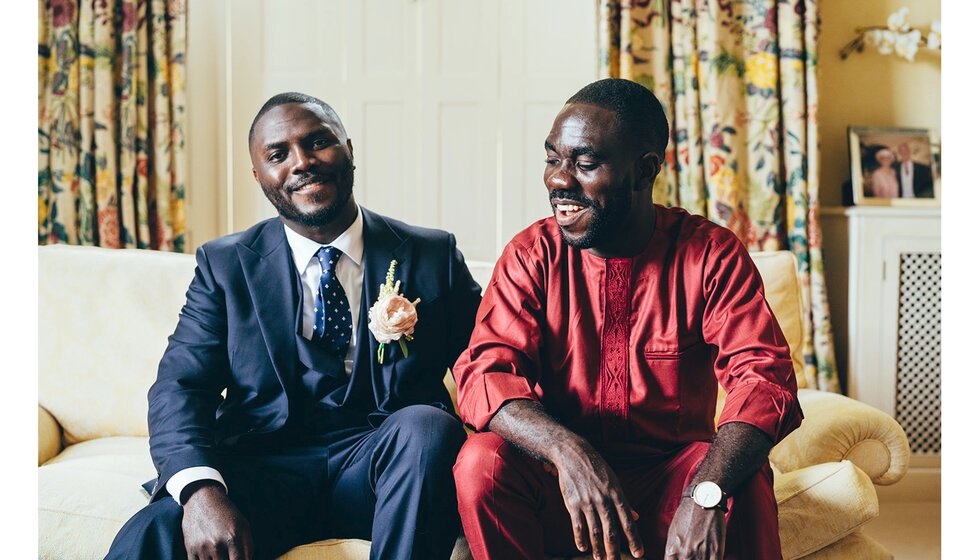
862 501 940 560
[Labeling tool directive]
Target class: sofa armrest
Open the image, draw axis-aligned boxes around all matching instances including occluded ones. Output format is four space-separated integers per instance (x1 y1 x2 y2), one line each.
38 405 63 465
768 389 910 485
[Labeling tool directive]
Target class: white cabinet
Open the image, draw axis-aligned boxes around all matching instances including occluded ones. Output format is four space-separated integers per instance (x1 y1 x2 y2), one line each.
822 207 941 466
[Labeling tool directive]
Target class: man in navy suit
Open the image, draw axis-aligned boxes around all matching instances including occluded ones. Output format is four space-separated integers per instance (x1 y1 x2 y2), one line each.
105 92 483 560
894 141 934 199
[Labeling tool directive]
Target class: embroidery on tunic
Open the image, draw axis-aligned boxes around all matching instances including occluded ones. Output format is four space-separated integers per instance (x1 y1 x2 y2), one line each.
600 258 632 440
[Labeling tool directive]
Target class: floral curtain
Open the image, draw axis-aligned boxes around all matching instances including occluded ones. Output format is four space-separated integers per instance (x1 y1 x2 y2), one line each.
38 0 187 252
599 0 840 392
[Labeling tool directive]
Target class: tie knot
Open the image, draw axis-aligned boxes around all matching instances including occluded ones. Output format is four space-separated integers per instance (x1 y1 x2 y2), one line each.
317 246 343 271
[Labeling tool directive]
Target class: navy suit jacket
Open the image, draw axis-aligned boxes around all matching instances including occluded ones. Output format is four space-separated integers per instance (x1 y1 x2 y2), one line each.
893 161 934 198
146 207 482 500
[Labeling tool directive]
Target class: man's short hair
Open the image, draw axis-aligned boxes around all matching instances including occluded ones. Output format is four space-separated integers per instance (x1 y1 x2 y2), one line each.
566 78 669 159
248 92 343 145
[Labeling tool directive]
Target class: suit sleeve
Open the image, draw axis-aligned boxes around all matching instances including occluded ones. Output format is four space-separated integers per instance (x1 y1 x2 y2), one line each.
443 233 484 369
453 242 545 431
147 245 231 501
701 233 803 444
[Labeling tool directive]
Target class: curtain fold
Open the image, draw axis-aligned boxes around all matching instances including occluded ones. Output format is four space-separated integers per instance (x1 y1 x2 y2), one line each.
38 0 187 252
599 0 840 392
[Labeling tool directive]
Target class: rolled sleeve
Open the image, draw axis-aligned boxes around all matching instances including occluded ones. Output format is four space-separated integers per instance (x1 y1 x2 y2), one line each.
717 378 803 443
454 365 539 431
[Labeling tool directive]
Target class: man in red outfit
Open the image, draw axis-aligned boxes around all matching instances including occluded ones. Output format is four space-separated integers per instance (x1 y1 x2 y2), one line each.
452 79 803 560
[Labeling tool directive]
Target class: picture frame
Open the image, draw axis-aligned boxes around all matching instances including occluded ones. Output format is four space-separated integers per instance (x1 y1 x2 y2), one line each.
847 126 941 207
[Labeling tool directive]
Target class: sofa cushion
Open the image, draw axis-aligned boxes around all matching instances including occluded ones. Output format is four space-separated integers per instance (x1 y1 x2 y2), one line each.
38 245 197 444
39 438 156 560
278 540 371 560
775 461 879 559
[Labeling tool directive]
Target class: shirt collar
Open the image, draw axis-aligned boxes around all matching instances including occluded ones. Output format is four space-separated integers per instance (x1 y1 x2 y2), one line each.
283 205 364 272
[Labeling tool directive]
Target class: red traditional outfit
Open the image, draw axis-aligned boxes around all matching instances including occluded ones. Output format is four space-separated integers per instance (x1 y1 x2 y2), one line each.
453 205 803 559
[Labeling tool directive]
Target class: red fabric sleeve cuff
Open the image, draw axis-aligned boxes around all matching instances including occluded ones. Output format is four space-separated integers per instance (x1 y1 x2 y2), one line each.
716 379 803 443
458 372 539 432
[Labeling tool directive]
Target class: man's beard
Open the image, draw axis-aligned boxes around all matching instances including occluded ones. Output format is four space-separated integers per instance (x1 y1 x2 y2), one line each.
550 187 631 249
262 162 354 228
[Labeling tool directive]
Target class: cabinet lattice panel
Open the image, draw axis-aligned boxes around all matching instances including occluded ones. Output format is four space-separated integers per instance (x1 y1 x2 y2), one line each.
895 252 941 455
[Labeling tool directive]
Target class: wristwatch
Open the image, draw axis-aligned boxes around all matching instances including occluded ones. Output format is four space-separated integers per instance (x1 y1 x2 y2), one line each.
683 481 729 512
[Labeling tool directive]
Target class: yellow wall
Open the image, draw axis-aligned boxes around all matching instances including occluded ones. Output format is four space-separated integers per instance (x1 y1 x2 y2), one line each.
818 0 941 206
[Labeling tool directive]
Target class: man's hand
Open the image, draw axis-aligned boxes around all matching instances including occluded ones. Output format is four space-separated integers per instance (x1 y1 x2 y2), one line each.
552 444 644 560
181 481 254 560
664 497 726 559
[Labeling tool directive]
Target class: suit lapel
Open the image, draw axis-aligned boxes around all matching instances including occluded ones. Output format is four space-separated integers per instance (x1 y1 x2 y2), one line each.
349 207 413 402
237 220 298 395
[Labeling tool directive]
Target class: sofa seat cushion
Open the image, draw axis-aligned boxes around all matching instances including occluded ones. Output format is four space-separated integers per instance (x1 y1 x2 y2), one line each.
39 437 156 560
775 461 879 559
278 539 371 560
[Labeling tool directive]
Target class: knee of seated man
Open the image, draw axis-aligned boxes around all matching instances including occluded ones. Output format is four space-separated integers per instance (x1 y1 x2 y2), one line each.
452 432 519 502
386 404 466 457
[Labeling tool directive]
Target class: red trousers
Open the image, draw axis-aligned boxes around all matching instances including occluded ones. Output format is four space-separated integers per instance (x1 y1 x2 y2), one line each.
454 433 782 560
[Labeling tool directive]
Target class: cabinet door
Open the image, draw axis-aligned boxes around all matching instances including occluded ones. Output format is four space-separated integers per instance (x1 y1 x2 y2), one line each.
881 242 941 457
847 211 940 460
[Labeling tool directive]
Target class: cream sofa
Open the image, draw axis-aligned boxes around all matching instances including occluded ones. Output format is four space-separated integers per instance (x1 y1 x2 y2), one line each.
38 244 909 560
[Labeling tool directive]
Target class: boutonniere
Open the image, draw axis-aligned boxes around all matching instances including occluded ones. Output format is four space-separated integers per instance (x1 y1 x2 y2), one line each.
368 259 421 364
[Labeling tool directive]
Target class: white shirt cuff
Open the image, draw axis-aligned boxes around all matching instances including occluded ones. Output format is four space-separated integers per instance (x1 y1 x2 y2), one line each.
165 466 227 505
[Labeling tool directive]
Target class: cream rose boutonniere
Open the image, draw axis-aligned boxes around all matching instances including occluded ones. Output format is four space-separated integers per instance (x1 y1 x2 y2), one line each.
368 259 421 364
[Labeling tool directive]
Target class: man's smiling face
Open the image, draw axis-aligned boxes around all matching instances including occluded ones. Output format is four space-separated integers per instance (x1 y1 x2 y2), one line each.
250 102 355 229
543 103 638 249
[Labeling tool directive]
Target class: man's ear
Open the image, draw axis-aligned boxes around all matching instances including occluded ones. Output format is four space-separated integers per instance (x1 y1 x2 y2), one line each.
347 138 354 158
636 151 661 188
252 168 258 181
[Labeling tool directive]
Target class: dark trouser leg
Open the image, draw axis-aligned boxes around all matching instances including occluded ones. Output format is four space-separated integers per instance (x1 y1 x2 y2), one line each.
105 448 330 560
221 448 332 559
104 499 185 560
324 405 467 560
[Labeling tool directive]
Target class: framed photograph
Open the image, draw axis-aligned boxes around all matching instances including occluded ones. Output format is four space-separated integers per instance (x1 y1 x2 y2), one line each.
848 126 941 206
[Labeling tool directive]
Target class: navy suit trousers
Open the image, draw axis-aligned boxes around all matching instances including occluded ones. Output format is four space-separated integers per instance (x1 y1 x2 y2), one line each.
105 405 466 560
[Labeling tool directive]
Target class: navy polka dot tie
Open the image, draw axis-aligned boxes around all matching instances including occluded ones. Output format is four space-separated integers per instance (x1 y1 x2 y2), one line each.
312 246 353 355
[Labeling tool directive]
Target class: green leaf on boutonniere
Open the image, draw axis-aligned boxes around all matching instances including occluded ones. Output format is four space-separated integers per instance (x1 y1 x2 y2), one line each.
398 338 409 358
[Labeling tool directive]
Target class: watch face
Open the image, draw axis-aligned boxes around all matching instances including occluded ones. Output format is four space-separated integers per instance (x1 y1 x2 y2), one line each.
693 482 723 508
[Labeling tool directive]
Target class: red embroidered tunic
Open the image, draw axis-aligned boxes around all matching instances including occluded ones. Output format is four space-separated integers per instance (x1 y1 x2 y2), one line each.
453 205 802 460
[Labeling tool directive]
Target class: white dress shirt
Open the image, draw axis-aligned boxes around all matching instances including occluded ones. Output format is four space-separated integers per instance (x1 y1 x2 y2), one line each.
166 208 365 504
900 160 915 198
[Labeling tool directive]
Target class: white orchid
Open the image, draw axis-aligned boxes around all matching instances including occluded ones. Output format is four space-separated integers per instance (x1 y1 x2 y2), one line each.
927 20 941 50
887 7 911 33
839 7 940 62
875 30 897 55
895 29 921 62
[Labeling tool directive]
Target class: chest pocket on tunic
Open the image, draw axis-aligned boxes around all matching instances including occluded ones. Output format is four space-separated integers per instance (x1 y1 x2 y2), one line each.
642 341 715 439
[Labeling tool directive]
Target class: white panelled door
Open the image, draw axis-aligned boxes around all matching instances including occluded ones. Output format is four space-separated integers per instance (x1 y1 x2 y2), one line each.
214 0 597 284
